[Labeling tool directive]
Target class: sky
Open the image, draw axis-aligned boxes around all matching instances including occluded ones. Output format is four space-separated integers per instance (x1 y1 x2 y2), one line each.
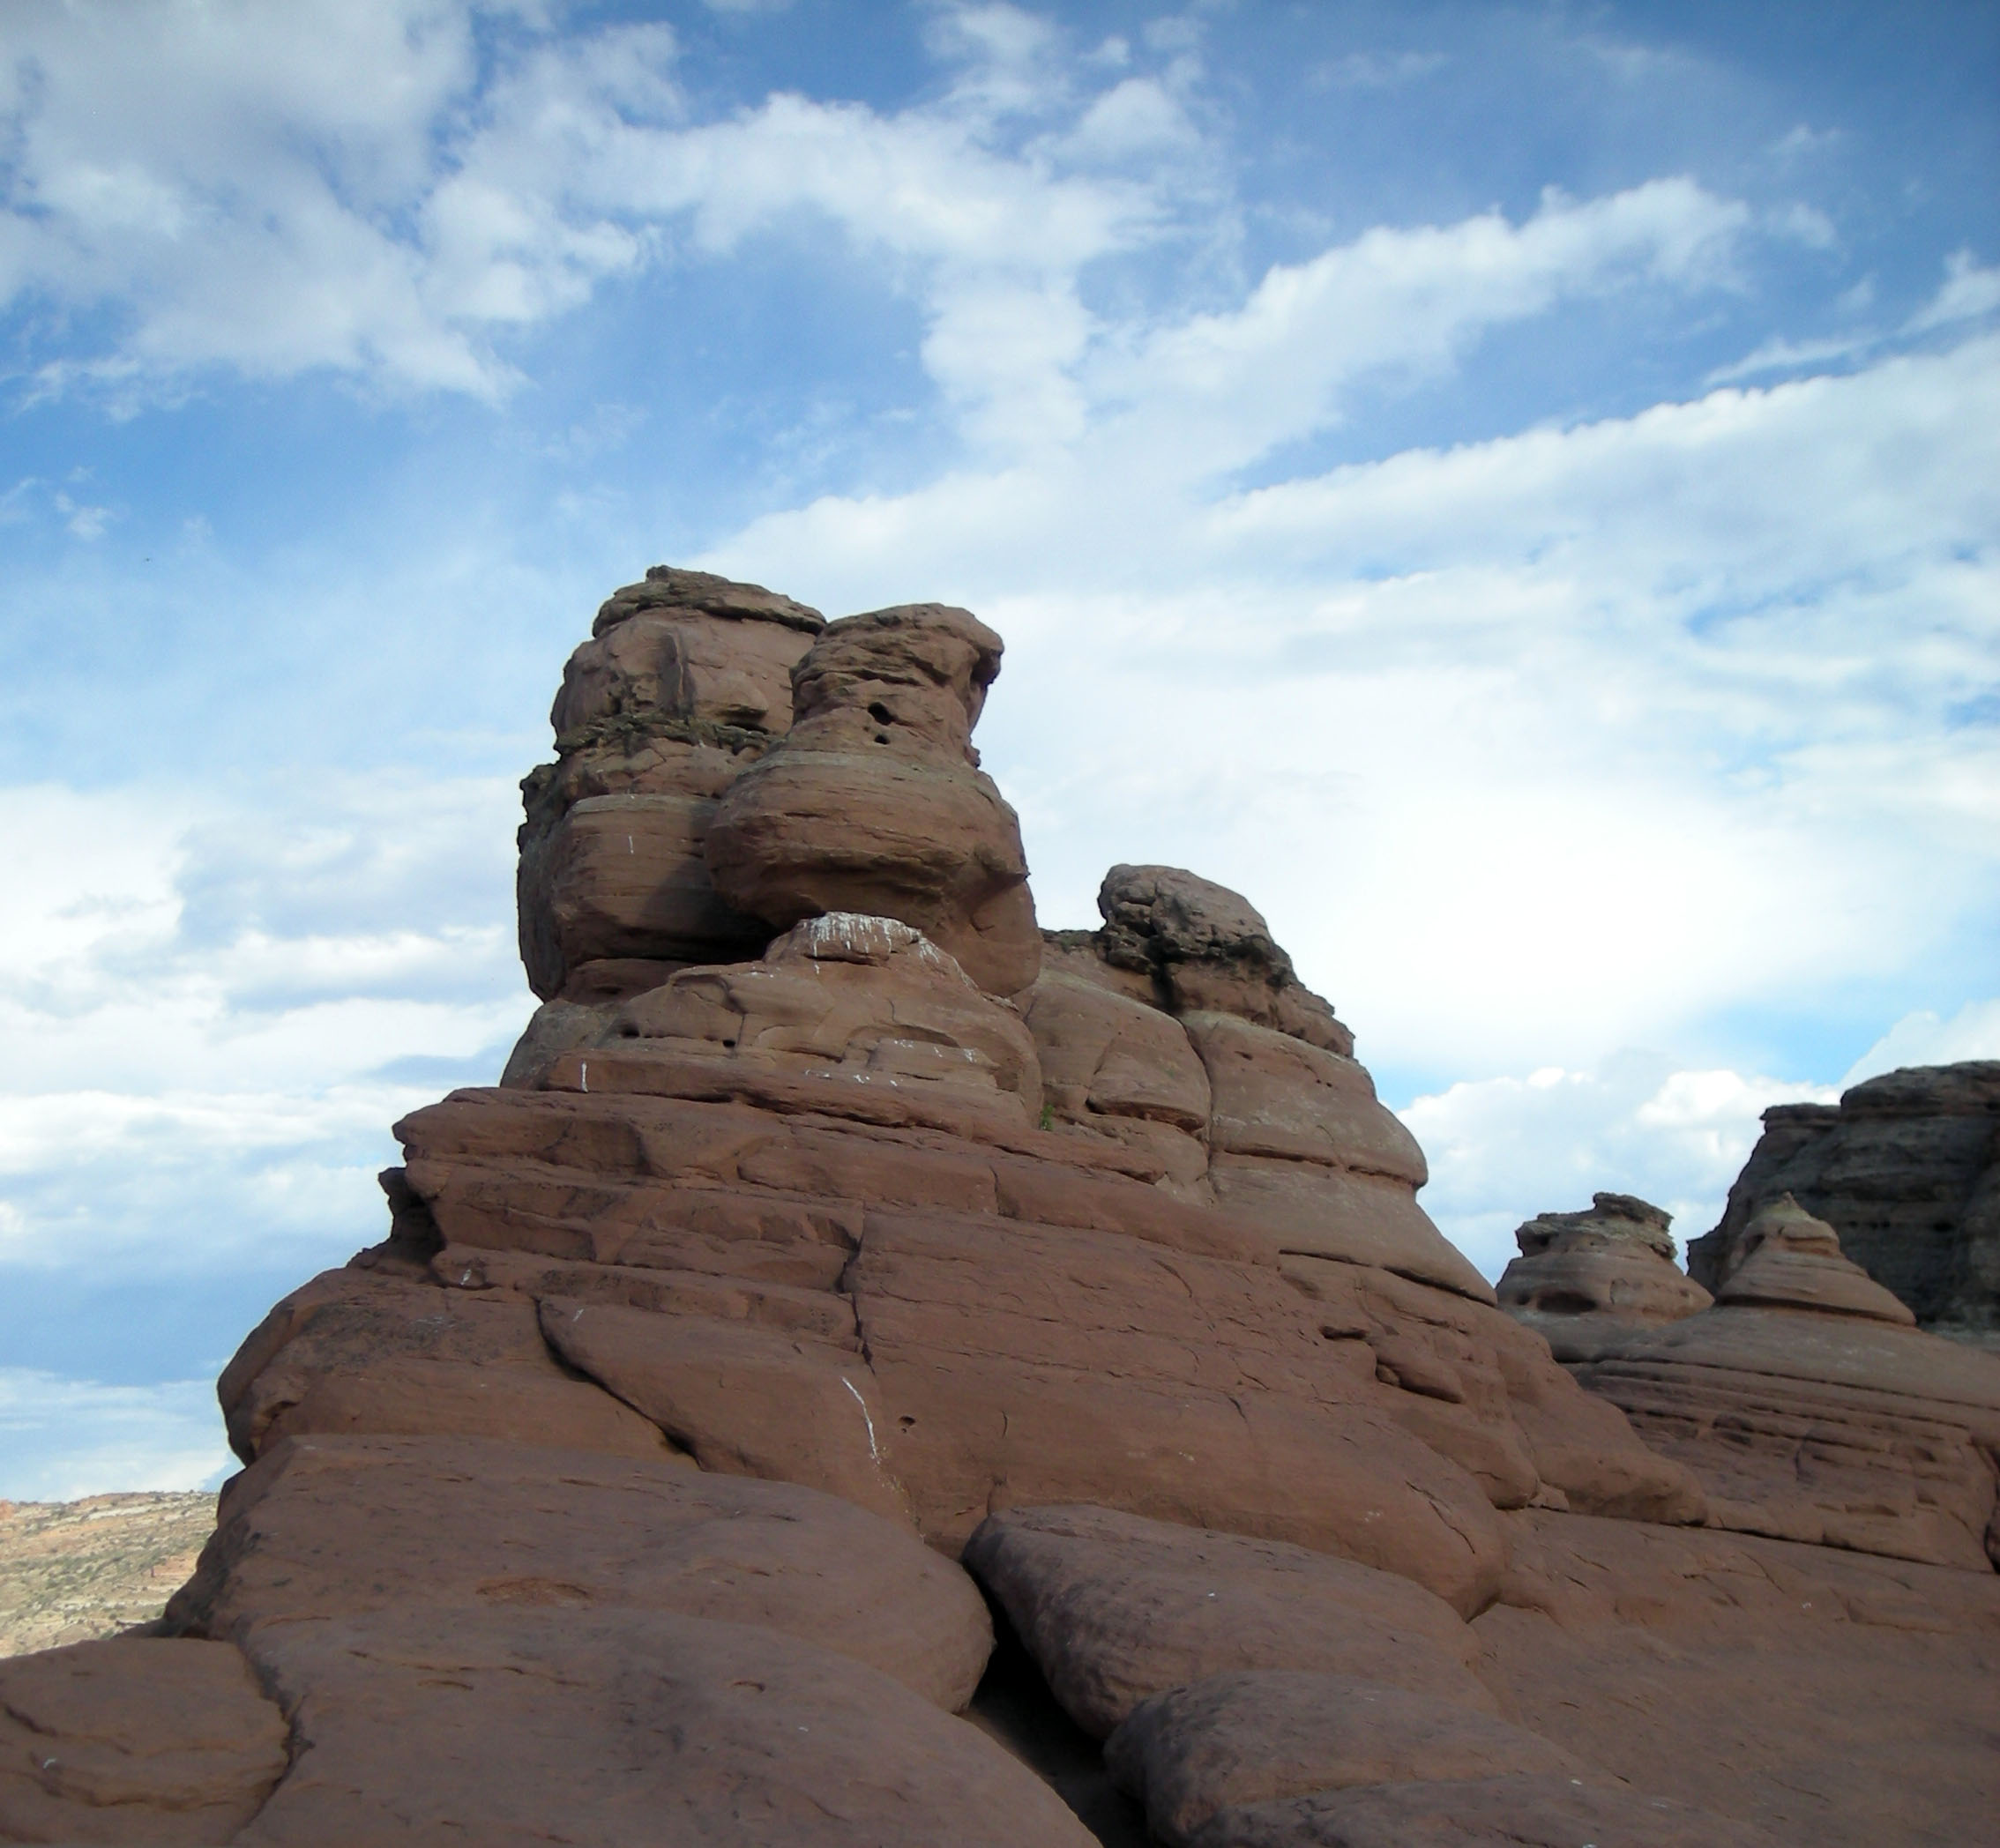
1 0 1995 1499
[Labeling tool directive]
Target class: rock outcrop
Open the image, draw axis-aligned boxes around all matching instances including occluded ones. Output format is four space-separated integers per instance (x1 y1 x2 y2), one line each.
1568 1197 2000 1570
1497 1192 1712 1361
705 603 1041 995
516 567 823 1005
1688 1060 2000 1347
16 565 2000 1847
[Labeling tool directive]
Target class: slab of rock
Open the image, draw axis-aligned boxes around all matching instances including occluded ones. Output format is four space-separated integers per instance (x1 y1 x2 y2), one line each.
231 1606 1094 1848
705 605 1041 995
1107 1672 1577 1847
167 1433 993 1712
0 1636 287 1844
963 1505 1494 1739
1184 1774 1782 1847
537 1296 911 1523
1688 1060 2000 1345
1476 1509 2000 1848
217 1265 678 1465
1498 1192 1712 1360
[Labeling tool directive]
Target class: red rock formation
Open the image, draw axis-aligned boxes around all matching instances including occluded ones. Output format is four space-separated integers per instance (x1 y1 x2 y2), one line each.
16 566 1998 1846
1497 1191 1712 1361
1688 1060 2000 1347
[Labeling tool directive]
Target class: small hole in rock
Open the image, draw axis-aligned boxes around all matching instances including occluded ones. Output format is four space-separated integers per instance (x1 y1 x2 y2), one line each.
867 701 893 724
874 733 891 744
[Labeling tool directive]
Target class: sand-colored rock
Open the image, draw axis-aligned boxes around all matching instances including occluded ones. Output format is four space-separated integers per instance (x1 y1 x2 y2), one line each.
167 1433 993 1712
964 1505 1496 1739
705 604 1041 995
1106 1672 1578 1848
0 1635 287 1844
231 1606 1094 1848
1712 1192 1917 1322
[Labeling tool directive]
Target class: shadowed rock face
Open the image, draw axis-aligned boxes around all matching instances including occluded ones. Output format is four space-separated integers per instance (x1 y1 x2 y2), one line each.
1688 1060 2000 1347
20 566 2000 1847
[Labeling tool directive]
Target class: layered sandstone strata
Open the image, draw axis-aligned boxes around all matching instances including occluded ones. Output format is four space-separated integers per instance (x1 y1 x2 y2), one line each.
1496 1191 1712 1361
12 567 1999 1847
1688 1060 2000 1346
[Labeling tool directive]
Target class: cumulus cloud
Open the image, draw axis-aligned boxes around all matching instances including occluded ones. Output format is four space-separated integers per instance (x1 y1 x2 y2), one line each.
1401 1056 1838 1281
1846 999 2000 1084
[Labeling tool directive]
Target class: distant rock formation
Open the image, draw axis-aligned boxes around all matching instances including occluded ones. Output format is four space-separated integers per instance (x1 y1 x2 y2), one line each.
1687 1061 2000 1348
10 568 1999 1848
0 1492 217 1658
1496 1192 1712 1362
1571 1196 2000 1570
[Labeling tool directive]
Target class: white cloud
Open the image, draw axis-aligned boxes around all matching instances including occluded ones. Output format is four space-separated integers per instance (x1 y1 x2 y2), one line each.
1906 248 2000 332
1400 1055 1839 1281
1845 999 2000 1085
0 1371 230 1499
0 778 534 1277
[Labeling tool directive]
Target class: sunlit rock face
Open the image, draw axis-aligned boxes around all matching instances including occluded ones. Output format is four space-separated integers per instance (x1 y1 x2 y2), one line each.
16 567 1999 1848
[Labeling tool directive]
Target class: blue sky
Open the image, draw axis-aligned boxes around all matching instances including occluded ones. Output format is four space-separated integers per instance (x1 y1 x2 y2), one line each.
2 0 1996 1497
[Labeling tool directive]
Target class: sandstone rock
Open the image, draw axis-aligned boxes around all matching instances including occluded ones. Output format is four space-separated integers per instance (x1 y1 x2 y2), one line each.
515 567 821 1003
168 1433 993 1711
1475 1509 2000 1848
1184 1774 1782 1847
0 1635 287 1844
1688 1060 2000 1346
963 1505 1496 1739
1106 1672 1578 1848
231 1606 1093 1848
216 1266 678 1465
1025 968 1213 1135
1572 1303 2000 1569
705 604 1041 995
1497 1192 1712 1362
1712 1193 1917 1322
497 994 617 1088
537 1297 911 1523
601 911 1042 1125
1097 865 1354 1055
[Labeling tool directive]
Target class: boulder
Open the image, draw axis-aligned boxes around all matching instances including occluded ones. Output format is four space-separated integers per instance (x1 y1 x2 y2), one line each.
1497 1192 1712 1362
962 1505 1495 1739
1106 1672 1578 1848
1687 1061 2000 1346
0 1636 287 1844
705 604 1041 995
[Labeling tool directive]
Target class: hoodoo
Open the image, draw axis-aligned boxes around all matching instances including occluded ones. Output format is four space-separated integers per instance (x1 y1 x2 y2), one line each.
4 569 1996 1848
